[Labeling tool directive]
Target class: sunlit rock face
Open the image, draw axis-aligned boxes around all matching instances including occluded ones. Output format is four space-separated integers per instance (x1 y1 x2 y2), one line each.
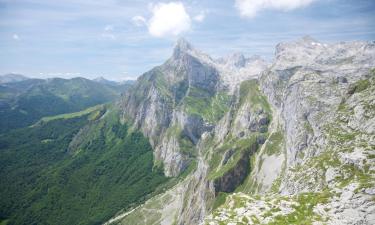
112 37 375 225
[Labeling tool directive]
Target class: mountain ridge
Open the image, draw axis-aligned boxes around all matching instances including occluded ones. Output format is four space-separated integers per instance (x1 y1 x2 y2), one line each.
0 36 374 225
112 37 375 225
0 76 132 133
0 73 29 84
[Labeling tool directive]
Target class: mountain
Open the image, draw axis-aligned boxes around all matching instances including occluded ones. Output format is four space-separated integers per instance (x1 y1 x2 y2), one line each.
1 37 374 225
0 73 29 84
112 37 375 225
93 76 120 86
93 77 136 86
0 105 169 225
0 77 132 133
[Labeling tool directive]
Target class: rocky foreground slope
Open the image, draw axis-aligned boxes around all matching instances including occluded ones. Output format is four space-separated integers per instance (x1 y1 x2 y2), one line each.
107 37 375 225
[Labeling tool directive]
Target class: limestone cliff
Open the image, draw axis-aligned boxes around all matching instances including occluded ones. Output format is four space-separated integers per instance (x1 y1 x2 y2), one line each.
106 37 375 225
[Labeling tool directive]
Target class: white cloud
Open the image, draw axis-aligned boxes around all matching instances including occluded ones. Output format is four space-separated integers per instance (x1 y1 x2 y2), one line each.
147 2 191 38
193 12 205 22
131 16 147 27
235 0 316 18
12 34 20 40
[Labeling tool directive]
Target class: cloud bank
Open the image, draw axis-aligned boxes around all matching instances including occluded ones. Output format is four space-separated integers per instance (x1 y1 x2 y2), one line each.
235 0 316 18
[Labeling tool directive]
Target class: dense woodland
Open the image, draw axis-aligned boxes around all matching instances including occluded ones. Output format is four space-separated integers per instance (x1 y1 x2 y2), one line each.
0 107 168 225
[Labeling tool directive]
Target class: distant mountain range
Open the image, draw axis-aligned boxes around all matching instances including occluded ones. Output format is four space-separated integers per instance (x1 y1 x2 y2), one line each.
0 76 133 133
0 73 136 85
93 76 136 86
0 73 29 84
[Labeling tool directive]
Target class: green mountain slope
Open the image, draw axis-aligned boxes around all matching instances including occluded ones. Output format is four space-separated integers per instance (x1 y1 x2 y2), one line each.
0 105 168 225
0 77 131 133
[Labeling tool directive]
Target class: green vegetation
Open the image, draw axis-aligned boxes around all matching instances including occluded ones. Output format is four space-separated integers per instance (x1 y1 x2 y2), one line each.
348 79 370 94
208 191 332 225
0 106 168 225
207 79 272 193
236 154 260 194
39 104 106 123
264 131 284 156
239 79 271 113
212 192 228 210
339 164 374 190
165 125 196 158
0 77 131 133
184 87 232 123
128 68 175 109
267 191 331 225
208 136 257 181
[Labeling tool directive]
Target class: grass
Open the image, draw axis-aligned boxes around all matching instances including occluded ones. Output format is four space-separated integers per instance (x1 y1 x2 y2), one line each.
235 154 260 194
212 192 228 210
339 164 374 190
239 79 271 113
164 125 196 158
208 136 257 181
267 191 331 225
39 104 105 123
207 79 273 190
183 87 232 123
348 79 370 94
264 131 284 156
179 159 197 179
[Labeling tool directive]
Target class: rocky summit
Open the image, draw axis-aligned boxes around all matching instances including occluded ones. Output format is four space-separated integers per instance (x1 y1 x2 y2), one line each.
101 37 375 225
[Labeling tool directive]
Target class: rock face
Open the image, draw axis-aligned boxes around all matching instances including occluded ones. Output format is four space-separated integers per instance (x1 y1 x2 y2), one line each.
207 37 375 224
213 142 257 194
110 37 375 225
261 36 375 168
120 39 220 176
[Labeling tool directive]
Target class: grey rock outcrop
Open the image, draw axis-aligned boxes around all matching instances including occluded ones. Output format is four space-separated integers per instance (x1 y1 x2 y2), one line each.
109 37 375 225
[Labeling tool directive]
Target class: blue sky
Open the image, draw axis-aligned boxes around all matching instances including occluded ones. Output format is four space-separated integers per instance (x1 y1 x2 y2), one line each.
0 0 374 81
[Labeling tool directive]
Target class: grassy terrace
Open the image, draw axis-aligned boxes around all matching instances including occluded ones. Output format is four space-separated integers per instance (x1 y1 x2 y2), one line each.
39 104 105 123
183 87 232 123
239 79 271 113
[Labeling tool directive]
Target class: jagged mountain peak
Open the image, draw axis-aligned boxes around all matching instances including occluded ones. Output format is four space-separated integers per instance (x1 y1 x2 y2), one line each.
300 35 320 43
224 52 247 68
279 36 321 49
172 38 215 65
175 38 193 51
172 38 194 59
218 53 266 69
